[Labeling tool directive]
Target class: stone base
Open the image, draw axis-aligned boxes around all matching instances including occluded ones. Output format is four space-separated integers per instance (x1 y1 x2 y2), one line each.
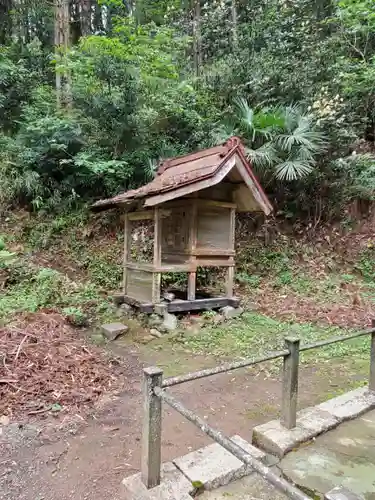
253 387 375 458
173 435 266 491
120 436 266 499
318 387 375 421
121 462 194 500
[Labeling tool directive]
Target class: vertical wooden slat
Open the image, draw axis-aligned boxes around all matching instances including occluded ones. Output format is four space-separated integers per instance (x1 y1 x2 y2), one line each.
225 207 236 298
123 212 130 295
188 200 198 300
229 207 236 250
152 207 162 303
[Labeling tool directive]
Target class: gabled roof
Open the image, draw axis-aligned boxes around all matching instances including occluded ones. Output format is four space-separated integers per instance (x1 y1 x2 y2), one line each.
91 137 272 214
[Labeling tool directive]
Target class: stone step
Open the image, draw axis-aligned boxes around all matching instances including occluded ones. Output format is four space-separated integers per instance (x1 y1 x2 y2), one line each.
199 471 287 500
252 388 375 458
173 435 266 491
120 436 266 499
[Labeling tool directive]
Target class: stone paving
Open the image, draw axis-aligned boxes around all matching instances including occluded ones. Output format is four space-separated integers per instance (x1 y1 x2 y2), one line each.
281 409 375 499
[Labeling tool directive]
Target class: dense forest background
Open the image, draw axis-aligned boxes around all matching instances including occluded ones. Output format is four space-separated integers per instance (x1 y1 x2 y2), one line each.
0 0 375 222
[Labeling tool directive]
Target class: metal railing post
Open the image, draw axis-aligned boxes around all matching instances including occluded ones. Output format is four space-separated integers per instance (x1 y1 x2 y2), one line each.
369 320 375 392
281 337 300 429
141 366 163 489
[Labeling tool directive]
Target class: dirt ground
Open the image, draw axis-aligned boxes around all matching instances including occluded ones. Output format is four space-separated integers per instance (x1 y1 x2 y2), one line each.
0 340 367 500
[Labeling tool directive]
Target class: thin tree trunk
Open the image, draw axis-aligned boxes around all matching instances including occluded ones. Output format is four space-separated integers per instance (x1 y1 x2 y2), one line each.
54 0 71 107
0 0 12 45
231 0 238 52
93 1 103 33
70 0 81 44
80 0 91 36
192 0 201 78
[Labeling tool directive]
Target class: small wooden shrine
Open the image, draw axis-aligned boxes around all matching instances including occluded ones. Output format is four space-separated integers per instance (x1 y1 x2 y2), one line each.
92 137 273 313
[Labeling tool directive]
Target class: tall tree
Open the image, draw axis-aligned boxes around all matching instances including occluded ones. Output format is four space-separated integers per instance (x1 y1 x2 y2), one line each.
231 0 238 51
54 0 71 105
192 0 201 77
80 0 92 36
0 0 12 44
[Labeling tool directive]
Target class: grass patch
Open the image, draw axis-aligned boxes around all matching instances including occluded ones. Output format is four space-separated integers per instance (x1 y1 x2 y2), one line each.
180 312 369 362
0 258 114 324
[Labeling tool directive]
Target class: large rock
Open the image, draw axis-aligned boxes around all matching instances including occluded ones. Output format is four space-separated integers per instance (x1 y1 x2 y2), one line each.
150 329 163 339
148 313 163 328
101 322 129 341
160 312 178 332
220 306 244 320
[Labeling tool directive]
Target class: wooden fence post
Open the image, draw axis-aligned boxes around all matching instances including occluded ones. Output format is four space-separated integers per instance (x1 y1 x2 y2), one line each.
281 337 300 429
369 320 375 392
141 367 163 489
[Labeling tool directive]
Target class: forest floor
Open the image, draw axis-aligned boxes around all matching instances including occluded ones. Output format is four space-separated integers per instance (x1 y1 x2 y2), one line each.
0 210 374 499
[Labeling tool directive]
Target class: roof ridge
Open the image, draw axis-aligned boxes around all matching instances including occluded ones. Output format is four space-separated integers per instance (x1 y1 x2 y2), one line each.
157 136 243 176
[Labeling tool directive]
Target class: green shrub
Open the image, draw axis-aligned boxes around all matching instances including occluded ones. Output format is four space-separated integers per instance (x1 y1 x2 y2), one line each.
62 306 88 327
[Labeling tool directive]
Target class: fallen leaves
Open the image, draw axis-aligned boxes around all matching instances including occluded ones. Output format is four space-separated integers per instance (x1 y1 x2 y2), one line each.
0 312 124 418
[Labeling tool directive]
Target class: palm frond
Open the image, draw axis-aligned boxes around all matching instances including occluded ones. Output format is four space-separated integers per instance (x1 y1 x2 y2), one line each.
234 97 285 142
245 143 280 172
275 114 327 154
280 103 303 131
209 121 238 146
275 159 314 181
233 96 254 131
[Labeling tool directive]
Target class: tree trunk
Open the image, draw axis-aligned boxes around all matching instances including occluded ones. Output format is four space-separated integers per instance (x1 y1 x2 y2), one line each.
80 0 91 36
70 0 82 44
93 1 103 33
0 0 12 45
54 0 71 107
192 0 201 78
231 0 238 52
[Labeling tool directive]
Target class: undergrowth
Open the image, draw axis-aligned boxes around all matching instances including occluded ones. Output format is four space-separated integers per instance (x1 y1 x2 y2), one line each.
179 312 369 363
0 258 113 324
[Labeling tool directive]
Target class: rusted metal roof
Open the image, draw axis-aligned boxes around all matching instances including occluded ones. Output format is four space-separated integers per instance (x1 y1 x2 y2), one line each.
91 137 271 212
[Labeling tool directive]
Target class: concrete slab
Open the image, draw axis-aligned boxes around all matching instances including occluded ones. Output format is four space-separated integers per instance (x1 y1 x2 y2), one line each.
318 387 375 421
199 470 287 500
280 409 375 499
121 461 194 500
252 407 339 457
173 435 266 491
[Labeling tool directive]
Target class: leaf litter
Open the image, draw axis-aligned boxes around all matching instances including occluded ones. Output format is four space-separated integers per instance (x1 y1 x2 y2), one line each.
0 311 125 418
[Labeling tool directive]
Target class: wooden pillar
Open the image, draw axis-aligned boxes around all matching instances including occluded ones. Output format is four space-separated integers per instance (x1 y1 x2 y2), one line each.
123 212 130 295
281 337 300 429
369 319 375 391
141 367 163 489
225 263 235 298
188 200 197 300
225 207 236 298
152 207 162 303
